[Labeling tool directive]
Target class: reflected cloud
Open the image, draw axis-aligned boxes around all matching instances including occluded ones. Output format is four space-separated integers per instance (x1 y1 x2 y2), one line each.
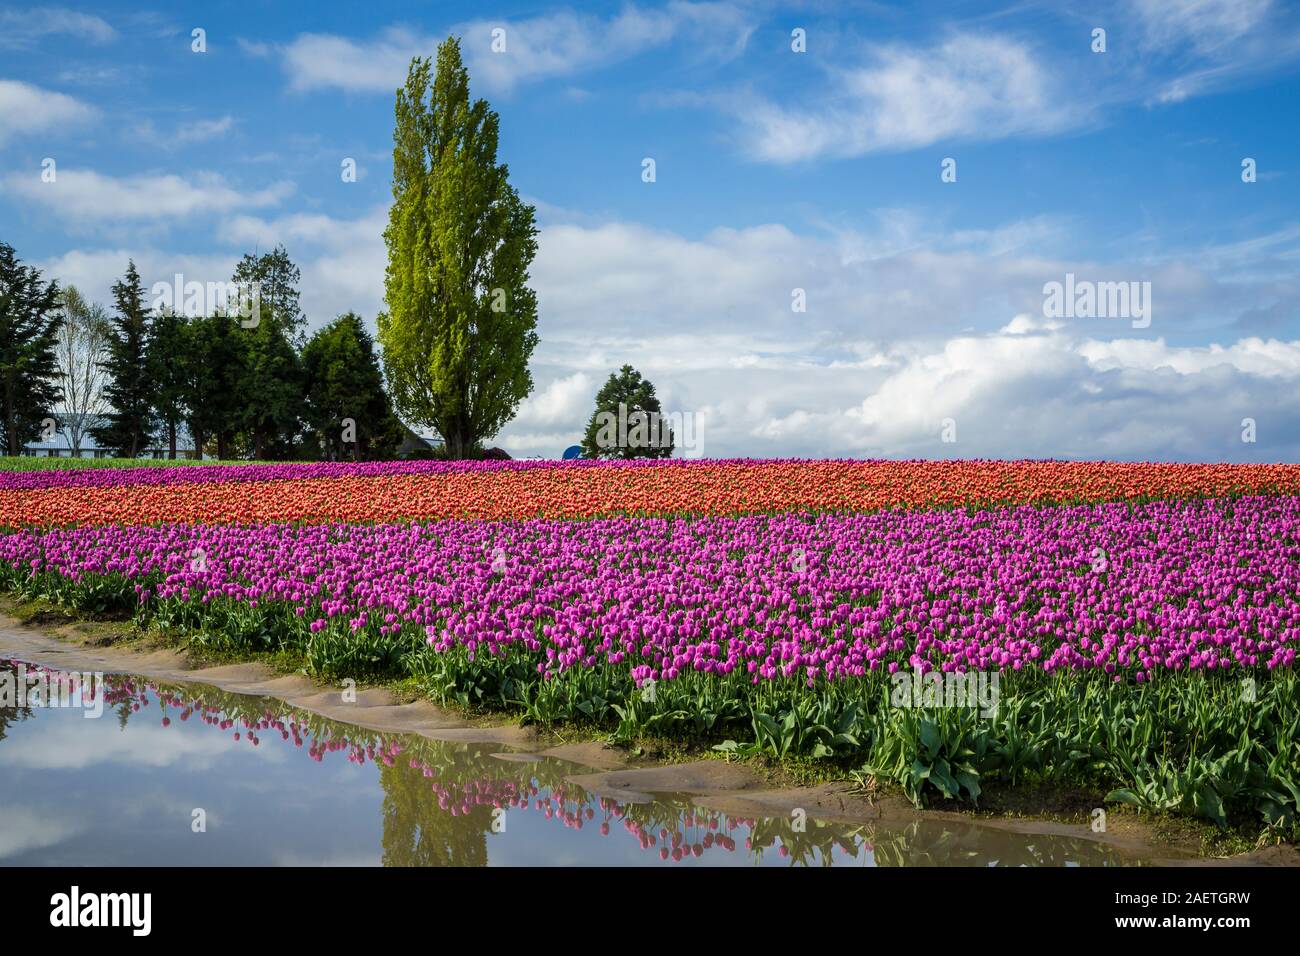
0 805 85 859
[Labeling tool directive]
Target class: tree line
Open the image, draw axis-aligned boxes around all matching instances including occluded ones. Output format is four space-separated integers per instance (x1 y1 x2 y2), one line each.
1 35 679 463
0 242 405 460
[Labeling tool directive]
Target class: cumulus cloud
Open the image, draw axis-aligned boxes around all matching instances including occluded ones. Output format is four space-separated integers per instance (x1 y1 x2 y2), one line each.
217 206 389 323
689 321 1300 461
33 197 1300 462
0 79 96 143
729 33 1078 162
0 717 244 771
36 247 245 309
492 213 1300 459
2 168 290 221
512 371 597 428
496 317 1300 461
273 2 753 95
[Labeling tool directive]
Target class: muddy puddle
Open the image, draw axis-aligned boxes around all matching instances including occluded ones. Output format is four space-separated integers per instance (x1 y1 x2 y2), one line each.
0 650 1197 867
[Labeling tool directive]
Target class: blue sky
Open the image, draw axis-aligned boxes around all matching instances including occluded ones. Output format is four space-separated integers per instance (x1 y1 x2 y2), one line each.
2 1 1298 459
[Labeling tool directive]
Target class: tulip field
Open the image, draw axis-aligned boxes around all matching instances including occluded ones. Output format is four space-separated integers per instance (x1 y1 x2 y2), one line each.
2 457 1299 830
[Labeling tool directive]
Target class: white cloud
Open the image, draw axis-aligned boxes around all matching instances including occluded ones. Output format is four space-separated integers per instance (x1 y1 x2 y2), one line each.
0 79 96 143
193 206 1298 460
42 228 386 332
0 7 116 47
131 115 237 149
237 37 273 58
34 197 1299 462
38 247 245 310
177 115 235 142
1119 0 1299 104
217 206 389 322
462 1 753 93
1078 335 1300 378
745 324 1300 461
280 26 423 94
175 115 235 144
0 805 84 859
1131 0 1274 53
55 64 127 86
498 319 1300 461
0 717 242 771
731 33 1077 162
489 213 1300 460
512 371 596 428
2 167 290 221
275 3 753 95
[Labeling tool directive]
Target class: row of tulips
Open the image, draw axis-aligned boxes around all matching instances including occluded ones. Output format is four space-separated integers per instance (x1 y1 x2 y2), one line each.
4 463 1300 828
7 458 1300 527
3 496 1297 681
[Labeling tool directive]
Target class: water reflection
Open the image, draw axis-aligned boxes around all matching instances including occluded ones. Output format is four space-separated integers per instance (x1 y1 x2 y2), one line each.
0 660 1139 867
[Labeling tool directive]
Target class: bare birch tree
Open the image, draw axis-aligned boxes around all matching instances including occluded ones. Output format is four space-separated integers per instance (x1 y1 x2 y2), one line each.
56 285 111 456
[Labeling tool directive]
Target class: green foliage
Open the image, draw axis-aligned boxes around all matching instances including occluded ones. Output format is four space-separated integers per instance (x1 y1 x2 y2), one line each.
0 238 412 463
716 698 860 761
147 309 188 458
89 261 156 457
7 558 1300 835
0 456 263 472
182 313 246 460
580 364 674 459
0 242 64 455
302 313 405 460
856 707 990 805
378 36 540 459
232 245 304 345
237 315 303 460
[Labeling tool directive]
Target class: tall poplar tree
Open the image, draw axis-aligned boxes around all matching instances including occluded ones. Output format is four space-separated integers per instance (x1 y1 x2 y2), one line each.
377 37 540 459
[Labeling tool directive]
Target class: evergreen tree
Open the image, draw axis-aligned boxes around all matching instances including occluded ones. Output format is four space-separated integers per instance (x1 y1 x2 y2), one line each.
232 245 304 345
238 315 303 459
148 309 188 458
580 365 674 460
182 314 245 460
91 261 156 457
302 312 404 460
0 242 63 455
